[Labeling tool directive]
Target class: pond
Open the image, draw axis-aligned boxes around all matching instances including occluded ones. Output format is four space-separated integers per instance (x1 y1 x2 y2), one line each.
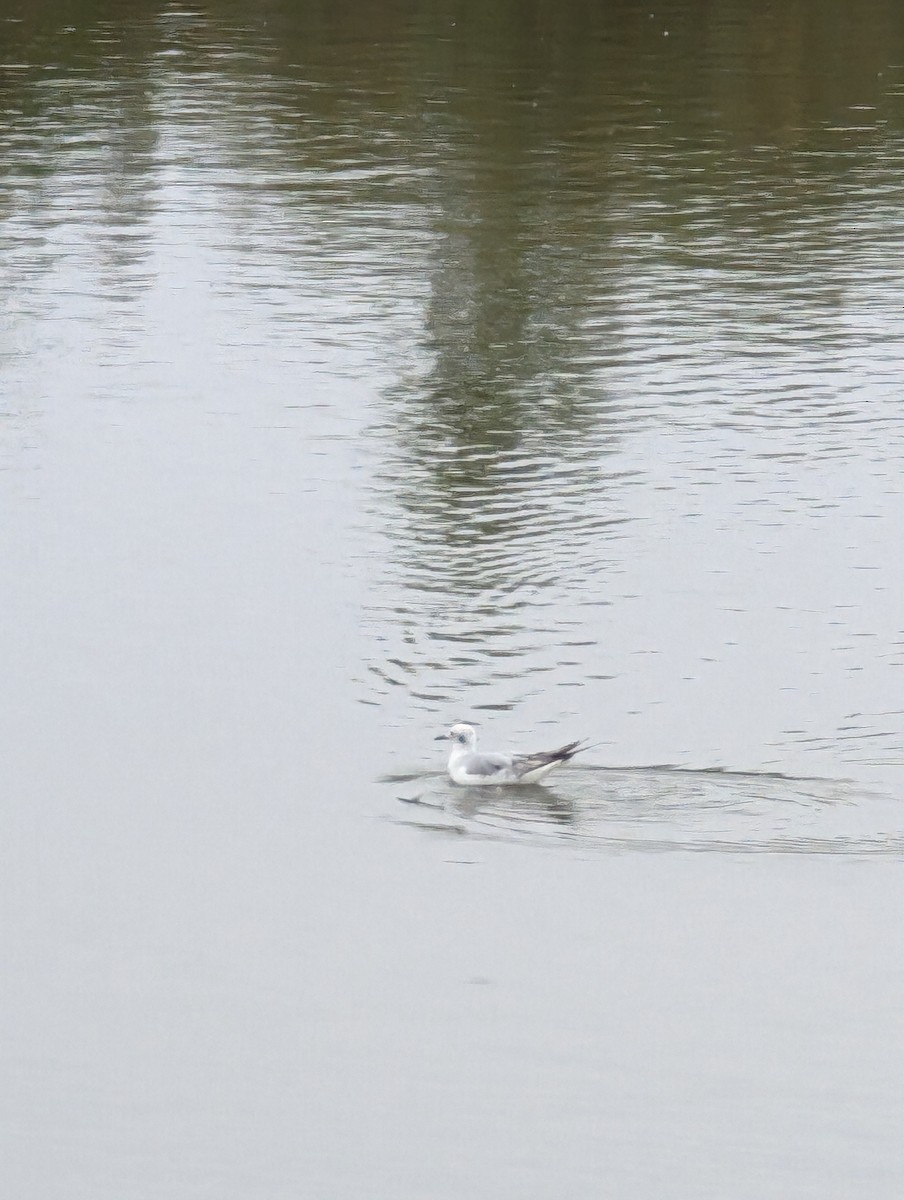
1 2 902 1196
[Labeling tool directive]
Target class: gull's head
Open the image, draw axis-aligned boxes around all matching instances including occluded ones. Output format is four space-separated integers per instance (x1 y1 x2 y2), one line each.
435 722 478 750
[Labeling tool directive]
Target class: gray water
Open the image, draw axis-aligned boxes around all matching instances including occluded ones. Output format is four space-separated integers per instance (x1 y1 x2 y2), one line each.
1 2 902 1197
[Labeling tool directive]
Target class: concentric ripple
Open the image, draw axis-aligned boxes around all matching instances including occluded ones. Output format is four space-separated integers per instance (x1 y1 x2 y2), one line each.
389 766 904 858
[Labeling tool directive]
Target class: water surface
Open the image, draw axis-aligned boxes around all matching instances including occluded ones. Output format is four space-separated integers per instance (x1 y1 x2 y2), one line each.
1 2 902 1197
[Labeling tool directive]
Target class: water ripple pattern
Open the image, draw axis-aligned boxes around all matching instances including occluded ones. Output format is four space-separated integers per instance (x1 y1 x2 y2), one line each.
390 766 904 859
363 406 634 711
1 2 901 793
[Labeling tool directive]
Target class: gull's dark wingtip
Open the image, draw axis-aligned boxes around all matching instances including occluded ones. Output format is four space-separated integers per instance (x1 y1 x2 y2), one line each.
559 741 579 756
554 738 597 762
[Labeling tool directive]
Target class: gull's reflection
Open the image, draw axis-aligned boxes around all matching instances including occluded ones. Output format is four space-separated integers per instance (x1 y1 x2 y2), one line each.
450 782 576 828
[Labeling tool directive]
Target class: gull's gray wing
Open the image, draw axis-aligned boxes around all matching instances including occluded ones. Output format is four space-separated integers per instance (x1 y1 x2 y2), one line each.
462 751 513 777
509 753 553 779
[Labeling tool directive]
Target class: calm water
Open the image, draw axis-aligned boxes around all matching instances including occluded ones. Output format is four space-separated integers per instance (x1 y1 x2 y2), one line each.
1 2 903 1196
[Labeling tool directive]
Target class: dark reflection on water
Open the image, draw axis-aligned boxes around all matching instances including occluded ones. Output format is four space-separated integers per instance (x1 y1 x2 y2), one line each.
1 0 902 779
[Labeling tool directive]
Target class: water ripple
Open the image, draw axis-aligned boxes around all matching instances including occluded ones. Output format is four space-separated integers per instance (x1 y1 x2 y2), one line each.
390 766 904 858
1 1 900 793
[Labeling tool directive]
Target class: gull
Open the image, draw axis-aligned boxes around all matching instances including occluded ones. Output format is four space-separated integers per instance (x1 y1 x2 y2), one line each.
435 722 587 786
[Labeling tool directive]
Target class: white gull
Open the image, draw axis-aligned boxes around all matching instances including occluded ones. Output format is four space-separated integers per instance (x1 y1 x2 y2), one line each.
436 722 586 786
